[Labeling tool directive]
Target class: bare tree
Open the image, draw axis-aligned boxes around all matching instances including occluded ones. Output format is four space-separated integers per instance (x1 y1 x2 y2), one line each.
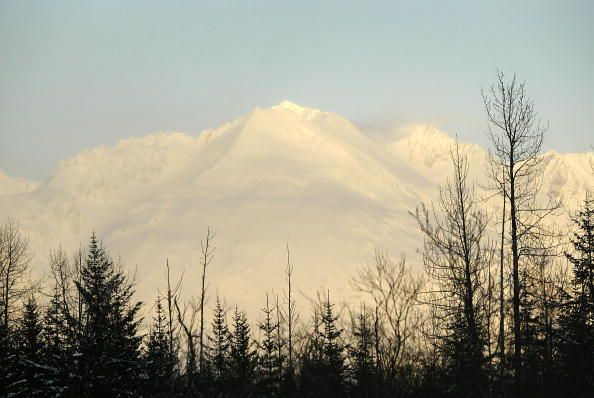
482 70 562 382
48 247 75 342
273 292 286 376
413 141 494 395
351 251 425 379
175 297 199 380
71 246 85 333
45 245 87 352
0 218 33 332
198 227 215 372
48 247 71 313
497 170 507 387
165 259 182 368
285 243 296 372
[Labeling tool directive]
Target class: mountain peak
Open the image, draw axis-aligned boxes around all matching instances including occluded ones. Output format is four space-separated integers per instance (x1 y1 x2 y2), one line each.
3 103 593 319
402 124 452 141
272 100 319 115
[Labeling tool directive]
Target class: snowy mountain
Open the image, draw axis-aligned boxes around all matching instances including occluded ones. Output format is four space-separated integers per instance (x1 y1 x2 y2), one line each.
1 101 592 316
0 169 38 196
388 124 594 209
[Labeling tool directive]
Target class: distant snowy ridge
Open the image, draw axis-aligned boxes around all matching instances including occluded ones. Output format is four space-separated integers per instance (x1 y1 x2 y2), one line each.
387 124 594 208
0 101 592 316
0 169 38 196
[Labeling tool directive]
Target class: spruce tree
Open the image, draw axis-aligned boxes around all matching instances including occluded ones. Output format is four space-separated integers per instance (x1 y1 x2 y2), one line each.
14 295 48 397
43 288 70 396
0 313 14 397
144 295 176 397
299 293 345 398
319 292 345 397
207 297 230 390
0 318 22 397
228 306 256 397
43 289 65 359
298 309 325 397
349 306 377 397
558 194 594 395
76 232 143 397
258 294 280 396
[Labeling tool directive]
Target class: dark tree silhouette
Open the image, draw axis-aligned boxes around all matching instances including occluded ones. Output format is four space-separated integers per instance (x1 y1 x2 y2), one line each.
43 287 69 396
228 306 257 397
299 292 346 398
558 193 594 396
258 293 281 396
144 295 177 397
348 305 378 398
13 295 52 397
76 233 143 397
175 297 198 389
207 296 230 390
414 140 493 396
351 250 424 391
198 227 215 373
0 218 33 396
482 71 562 390
165 259 181 378
0 219 32 333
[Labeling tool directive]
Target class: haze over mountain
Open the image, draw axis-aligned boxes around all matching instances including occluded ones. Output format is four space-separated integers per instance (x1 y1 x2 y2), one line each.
0 169 38 196
1 101 592 315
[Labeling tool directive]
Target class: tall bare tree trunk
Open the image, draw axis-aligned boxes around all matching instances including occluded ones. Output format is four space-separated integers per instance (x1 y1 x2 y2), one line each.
285 243 294 371
508 162 522 378
483 71 560 392
413 140 492 396
167 259 174 359
199 227 215 372
0 219 32 332
166 259 182 362
499 177 507 395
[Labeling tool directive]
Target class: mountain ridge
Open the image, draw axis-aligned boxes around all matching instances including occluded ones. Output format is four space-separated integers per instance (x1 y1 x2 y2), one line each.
0 101 592 315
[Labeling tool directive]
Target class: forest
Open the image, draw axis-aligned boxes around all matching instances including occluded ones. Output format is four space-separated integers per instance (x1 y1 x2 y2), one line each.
1 73 593 398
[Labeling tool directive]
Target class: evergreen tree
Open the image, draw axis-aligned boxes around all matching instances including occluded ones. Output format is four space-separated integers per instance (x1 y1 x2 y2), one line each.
43 289 65 359
76 232 143 397
517 252 559 396
0 314 13 397
298 309 325 397
228 306 257 397
43 287 70 397
558 194 594 396
13 295 49 397
144 295 176 397
207 296 230 390
300 292 345 398
349 306 377 398
258 294 280 396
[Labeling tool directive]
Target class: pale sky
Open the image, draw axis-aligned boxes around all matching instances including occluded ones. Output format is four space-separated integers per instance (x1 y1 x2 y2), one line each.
1 0 593 181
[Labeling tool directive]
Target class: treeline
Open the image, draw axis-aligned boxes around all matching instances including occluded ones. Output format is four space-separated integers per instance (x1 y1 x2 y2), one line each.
1 72 593 398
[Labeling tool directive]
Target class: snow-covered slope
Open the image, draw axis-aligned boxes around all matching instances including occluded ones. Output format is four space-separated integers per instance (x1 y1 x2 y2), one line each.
1 101 592 316
387 125 488 183
0 169 38 196
387 124 594 209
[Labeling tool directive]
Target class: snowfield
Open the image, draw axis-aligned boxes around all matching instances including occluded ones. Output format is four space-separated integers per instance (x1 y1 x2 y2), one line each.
1 101 592 316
